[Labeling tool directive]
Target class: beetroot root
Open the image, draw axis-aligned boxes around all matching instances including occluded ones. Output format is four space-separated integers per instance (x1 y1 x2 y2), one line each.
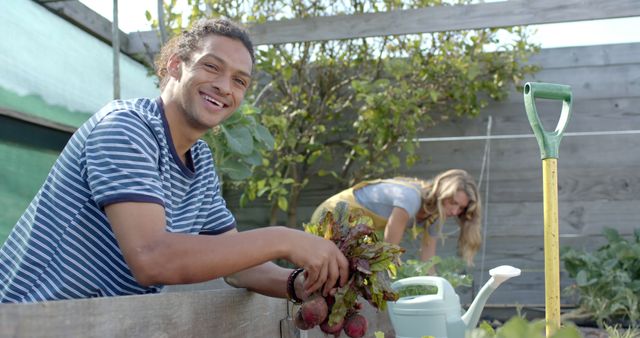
300 295 329 326
320 317 345 336
294 309 314 330
343 313 368 338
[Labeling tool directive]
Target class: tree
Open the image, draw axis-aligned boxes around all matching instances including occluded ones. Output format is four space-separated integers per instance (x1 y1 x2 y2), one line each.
153 0 540 227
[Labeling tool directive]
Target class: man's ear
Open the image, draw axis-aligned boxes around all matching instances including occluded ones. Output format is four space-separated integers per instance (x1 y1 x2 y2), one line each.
167 54 182 79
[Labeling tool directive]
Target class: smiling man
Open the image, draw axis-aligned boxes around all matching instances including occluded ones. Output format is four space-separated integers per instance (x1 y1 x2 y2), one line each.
0 19 348 303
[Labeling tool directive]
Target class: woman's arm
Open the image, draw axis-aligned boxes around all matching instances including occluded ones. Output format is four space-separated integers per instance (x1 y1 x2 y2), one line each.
420 233 437 262
420 232 438 275
384 207 411 245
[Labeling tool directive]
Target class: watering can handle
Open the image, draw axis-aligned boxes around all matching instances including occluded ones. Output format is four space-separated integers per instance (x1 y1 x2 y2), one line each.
524 82 573 159
391 276 443 289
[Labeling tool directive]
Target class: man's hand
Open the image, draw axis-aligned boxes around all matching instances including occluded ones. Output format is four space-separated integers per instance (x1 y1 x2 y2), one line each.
286 231 349 297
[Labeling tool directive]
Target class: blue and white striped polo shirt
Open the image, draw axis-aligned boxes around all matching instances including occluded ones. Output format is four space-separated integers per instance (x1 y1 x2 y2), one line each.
0 98 236 302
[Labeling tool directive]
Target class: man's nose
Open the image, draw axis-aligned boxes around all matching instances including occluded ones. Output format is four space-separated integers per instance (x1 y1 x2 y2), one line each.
212 75 232 95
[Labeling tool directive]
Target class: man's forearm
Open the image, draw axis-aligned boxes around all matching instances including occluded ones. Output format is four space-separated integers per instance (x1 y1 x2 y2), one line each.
224 262 289 298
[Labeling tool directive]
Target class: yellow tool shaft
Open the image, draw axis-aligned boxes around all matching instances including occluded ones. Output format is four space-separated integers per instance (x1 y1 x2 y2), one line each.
542 159 560 336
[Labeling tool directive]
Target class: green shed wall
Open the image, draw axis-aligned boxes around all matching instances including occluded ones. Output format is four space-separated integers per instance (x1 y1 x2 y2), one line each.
0 0 159 242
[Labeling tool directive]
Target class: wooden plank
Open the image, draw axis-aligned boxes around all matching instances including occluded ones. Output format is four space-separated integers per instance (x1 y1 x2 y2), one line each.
482 64 640 103
482 201 640 237
38 0 130 53
126 0 640 54
528 43 640 70
401 234 615 269
417 96 640 137
249 0 640 44
481 97 640 135
0 108 76 133
520 64 640 101
127 30 161 58
0 289 285 337
473 168 640 203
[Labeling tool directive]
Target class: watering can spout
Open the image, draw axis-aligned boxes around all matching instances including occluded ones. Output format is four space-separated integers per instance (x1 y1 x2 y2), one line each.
461 265 521 330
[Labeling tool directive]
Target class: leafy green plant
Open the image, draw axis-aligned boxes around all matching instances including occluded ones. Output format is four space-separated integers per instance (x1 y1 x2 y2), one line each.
201 104 274 182
561 227 640 328
605 324 640 338
467 317 582 338
394 256 473 297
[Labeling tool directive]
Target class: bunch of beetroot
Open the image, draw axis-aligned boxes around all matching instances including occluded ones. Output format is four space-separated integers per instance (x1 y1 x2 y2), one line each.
298 202 404 337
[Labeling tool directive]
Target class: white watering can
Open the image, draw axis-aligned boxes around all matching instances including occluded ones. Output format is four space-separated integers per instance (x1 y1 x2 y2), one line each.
387 265 521 338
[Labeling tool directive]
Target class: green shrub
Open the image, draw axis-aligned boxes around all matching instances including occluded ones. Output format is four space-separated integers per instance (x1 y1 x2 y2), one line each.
467 317 582 338
561 227 640 328
394 256 473 297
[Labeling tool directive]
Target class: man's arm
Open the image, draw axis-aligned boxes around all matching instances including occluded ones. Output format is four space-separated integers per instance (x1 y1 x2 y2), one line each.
223 261 311 302
105 202 348 296
223 261 290 298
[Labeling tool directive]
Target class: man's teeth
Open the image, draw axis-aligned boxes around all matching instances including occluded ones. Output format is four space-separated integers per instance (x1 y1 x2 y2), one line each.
203 95 223 107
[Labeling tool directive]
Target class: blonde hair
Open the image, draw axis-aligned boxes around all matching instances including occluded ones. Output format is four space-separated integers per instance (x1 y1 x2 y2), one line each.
398 169 482 266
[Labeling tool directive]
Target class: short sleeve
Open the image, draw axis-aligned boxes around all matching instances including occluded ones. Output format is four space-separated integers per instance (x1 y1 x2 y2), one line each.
85 111 164 207
390 185 422 216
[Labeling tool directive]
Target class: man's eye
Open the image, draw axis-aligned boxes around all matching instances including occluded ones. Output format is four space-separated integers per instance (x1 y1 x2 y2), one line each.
235 78 247 87
205 63 219 71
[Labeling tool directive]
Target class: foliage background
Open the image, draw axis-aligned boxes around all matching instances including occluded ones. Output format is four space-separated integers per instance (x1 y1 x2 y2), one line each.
150 0 540 227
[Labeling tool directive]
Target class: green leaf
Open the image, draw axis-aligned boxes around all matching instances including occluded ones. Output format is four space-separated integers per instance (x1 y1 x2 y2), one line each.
277 196 288 211
254 124 275 150
244 149 263 166
308 150 322 164
429 90 439 102
223 110 244 125
222 125 253 155
575 270 588 286
551 325 582 338
478 321 495 335
219 161 252 181
602 227 622 243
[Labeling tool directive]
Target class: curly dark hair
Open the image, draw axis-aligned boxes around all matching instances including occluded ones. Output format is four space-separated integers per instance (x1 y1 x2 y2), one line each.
154 18 255 90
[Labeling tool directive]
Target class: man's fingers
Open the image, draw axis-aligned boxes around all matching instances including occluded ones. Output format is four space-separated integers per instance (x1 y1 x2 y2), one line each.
337 253 349 286
305 263 327 295
323 261 339 296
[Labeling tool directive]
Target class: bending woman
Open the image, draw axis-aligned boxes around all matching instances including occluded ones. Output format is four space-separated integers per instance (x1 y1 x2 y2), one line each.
310 169 482 266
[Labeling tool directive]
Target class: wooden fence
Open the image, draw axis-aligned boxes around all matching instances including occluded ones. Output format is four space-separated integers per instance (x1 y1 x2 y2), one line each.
227 41 640 307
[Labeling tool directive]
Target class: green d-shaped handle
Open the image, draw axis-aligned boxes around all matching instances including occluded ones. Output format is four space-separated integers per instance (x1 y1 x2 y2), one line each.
524 82 573 159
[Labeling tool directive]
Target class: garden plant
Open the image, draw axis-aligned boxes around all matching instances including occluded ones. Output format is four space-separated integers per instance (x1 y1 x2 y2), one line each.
561 227 640 329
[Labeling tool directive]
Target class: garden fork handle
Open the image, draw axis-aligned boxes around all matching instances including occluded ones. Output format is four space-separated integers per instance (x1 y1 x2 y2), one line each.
524 82 572 159
524 82 573 337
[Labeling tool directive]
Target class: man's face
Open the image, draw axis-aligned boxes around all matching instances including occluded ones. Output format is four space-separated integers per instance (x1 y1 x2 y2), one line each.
175 34 253 131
